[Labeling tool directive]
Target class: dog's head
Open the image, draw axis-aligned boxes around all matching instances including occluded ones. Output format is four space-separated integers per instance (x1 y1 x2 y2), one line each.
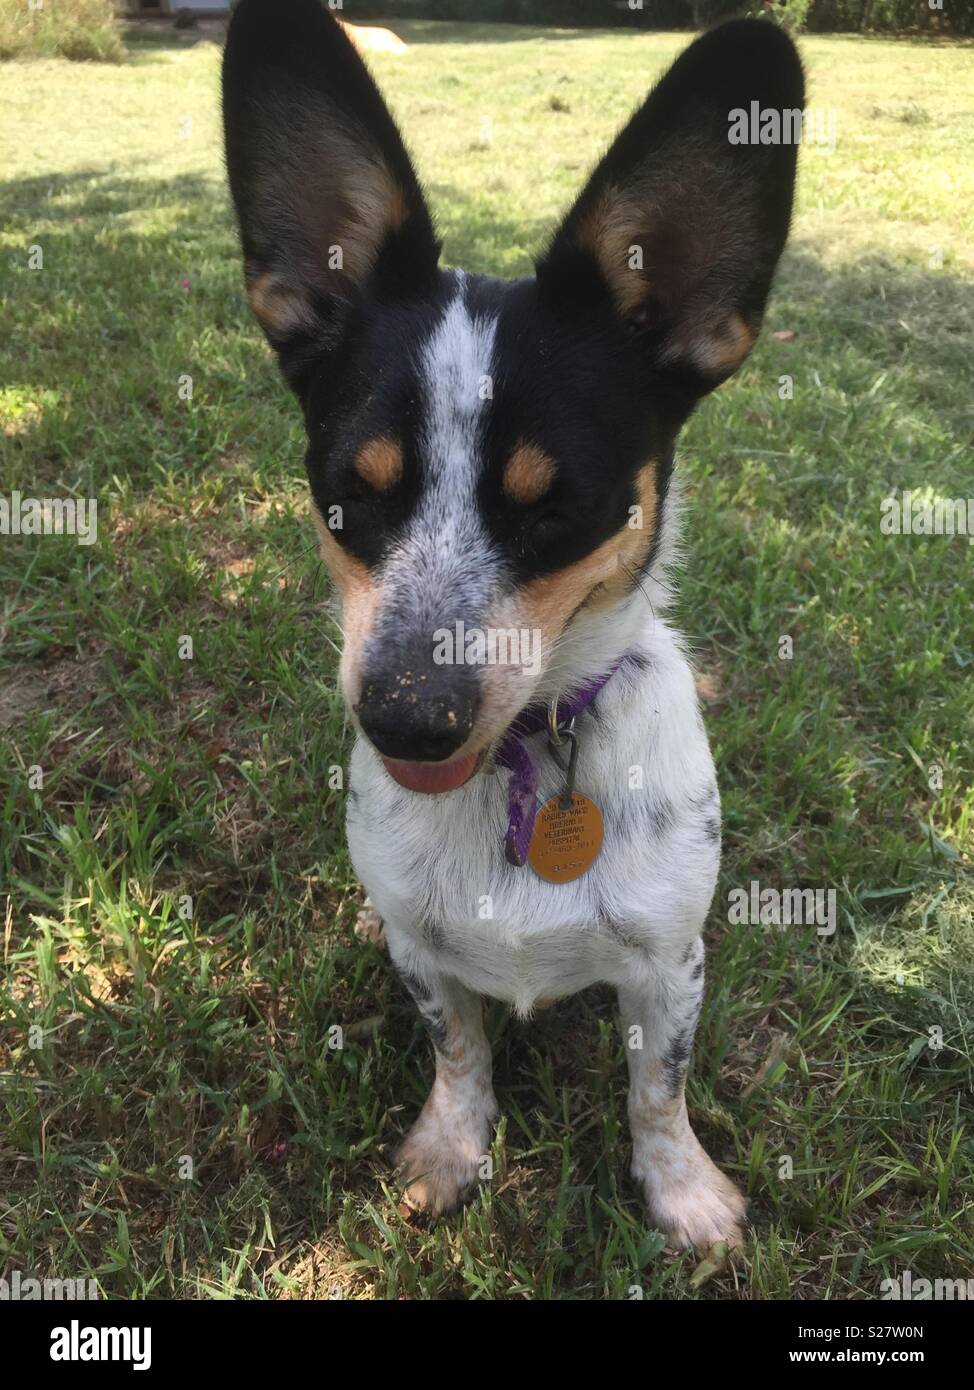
223 0 802 793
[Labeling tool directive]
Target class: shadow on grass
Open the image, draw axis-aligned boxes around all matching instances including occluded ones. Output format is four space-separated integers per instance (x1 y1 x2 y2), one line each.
0 166 264 494
2 164 972 489
0 167 221 224
775 243 974 434
2 154 973 1297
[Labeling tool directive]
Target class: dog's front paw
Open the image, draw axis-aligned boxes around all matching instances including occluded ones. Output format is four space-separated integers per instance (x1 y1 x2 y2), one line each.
354 899 386 947
635 1139 746 1253
394 1101 493 1220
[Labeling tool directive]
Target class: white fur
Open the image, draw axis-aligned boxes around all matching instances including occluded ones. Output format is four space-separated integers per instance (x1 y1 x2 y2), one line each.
347 611 719 1018
341 285 742 1248
346 280 717 1009
374 274 501 633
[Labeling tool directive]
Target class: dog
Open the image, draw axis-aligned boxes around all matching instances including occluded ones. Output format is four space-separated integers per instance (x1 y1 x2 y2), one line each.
223 0 802 1252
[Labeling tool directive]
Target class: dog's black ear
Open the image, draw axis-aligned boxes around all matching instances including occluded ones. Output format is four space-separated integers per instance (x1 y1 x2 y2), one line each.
222 0 438 374
536 19 803 394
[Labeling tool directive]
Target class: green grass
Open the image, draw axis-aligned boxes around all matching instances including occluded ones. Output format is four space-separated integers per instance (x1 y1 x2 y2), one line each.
1 20 973 1300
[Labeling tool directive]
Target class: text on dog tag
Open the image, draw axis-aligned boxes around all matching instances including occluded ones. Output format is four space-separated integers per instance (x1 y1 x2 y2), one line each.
528 793 604 883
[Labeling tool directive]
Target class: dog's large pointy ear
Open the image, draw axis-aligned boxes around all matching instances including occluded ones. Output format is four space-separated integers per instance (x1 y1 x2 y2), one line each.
222 0 438 370
536 20 804 394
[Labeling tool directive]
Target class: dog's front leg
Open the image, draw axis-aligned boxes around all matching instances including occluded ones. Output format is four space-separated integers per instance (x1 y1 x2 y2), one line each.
619 939 746 1252
391 961 497 1219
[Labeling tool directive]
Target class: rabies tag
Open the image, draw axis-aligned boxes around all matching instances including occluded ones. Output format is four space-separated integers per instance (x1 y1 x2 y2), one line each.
528 792 603 883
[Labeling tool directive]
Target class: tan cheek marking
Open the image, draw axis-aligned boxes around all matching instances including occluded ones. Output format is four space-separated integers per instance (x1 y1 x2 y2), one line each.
519 463 657 636
312 506 383 705
354 438 403 494
502 442 556 506
585 464 658 610
518 540 619 649
476 467 658 724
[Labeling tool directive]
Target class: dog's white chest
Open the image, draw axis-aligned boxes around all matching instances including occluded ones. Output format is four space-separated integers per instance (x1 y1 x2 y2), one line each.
344 631 721 1014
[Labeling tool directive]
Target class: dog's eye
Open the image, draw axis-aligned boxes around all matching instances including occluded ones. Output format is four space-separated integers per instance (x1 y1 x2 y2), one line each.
532 508 564 533
521 506 572 553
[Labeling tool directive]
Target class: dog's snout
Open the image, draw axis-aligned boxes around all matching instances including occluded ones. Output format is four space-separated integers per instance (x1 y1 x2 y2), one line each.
356 670 478 762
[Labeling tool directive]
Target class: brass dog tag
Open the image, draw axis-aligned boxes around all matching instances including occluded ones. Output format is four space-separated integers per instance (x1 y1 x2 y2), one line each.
528 792 604 883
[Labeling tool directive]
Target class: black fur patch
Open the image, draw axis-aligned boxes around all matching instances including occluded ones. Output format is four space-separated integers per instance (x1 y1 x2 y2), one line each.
393 964 431 1005
393 963 452 1050
649 795 676 838
688 786 722 843
422 921 446 953
223 4 802 601
417 1004 449 1052
661 1024 695 1097
623 650 653 674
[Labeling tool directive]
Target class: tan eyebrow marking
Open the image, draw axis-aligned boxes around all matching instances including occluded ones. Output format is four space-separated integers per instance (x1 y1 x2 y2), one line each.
353 437 403 493
502 441 556 506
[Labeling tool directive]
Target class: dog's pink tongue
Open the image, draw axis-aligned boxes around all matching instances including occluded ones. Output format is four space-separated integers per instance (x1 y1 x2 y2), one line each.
381 752 478 795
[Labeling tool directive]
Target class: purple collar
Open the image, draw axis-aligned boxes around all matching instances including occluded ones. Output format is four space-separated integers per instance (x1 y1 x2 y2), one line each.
495 658 624 866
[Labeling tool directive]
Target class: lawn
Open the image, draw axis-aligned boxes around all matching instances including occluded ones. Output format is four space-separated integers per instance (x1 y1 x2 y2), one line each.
1 19 972 1300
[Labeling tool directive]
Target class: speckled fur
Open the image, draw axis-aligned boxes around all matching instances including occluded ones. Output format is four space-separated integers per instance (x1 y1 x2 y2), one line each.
348 560 744 1247
223 1 803 1251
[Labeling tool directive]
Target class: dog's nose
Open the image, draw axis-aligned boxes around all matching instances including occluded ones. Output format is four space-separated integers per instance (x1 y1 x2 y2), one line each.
355 670 478 762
